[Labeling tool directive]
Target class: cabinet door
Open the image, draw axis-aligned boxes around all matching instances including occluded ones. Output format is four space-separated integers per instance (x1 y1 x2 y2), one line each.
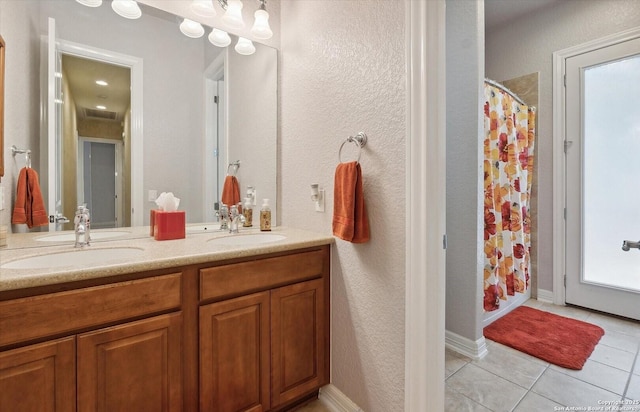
200 292 270 412
271 278 326 408
0 337 76 412
77 313 182 412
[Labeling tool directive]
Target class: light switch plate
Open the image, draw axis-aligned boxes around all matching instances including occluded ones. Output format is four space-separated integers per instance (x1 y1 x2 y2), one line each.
148 190 157 202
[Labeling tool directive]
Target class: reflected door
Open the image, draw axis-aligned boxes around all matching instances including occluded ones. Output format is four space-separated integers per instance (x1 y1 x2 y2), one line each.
565 36 640 320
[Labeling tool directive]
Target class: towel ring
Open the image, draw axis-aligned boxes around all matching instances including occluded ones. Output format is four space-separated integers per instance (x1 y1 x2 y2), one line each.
338 132 368 163
227 160 240 176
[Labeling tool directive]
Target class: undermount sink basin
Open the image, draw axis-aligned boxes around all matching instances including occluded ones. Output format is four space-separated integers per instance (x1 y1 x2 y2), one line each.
36 231 130 242
207 233 286 246
1 247 145 270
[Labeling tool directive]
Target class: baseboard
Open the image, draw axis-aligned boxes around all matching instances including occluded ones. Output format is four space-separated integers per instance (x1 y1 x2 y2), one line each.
537 289 554 303
445 330 488 360
318 384 363 412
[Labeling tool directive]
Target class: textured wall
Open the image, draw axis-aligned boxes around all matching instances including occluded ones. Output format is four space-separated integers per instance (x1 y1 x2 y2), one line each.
279 1 406 410
485 0 640 292
445 0 485 341
0 0 41 233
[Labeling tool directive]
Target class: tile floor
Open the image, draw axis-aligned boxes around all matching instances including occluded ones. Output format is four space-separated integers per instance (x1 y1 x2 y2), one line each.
447 299 640 412
302 299 640 412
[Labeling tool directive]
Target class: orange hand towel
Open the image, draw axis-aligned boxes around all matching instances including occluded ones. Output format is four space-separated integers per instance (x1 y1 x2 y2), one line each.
12 167 49 228
333 161 370 243
221 175 241 209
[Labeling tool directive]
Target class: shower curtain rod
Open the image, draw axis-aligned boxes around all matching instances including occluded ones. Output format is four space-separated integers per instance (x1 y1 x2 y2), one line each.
485 78 527 106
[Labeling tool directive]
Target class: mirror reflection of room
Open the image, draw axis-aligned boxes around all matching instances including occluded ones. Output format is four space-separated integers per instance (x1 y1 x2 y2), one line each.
61 55 131 230
2 0 277 234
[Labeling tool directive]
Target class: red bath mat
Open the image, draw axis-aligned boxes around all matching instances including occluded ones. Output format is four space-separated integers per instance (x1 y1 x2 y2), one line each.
483 306 604 370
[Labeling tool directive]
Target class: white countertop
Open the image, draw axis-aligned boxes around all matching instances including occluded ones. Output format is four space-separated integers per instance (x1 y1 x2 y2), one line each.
0 226 334 292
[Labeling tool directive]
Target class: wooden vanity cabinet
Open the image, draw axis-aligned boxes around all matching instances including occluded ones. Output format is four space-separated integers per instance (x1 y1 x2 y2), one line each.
199 246 330 412
0 273 183 412
77 313 183 412
0 337 76 412
0 244 331 412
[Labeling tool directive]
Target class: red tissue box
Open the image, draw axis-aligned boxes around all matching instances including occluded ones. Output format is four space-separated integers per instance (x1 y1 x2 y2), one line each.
153 210 186 240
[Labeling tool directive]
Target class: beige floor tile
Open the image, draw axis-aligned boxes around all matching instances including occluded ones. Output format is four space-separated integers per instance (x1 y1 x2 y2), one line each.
473 343 547 389
522 299 544 309
539 302 591 321
445 386 492 412
532 368 620 408
513 391 563 412
627 374 640 401
586 313 640 338
635 355 640 375
446 364 527 412
550 359 630 395
446 348 470 379
600 329 640 354
591 343 637 372
488 341 550 367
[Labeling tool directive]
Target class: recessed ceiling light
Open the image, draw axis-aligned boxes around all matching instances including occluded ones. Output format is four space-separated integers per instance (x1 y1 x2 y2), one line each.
96 105 107 110
96 80 108 86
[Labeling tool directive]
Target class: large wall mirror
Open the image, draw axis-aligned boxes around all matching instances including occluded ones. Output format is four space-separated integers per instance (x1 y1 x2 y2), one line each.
37 0 276 230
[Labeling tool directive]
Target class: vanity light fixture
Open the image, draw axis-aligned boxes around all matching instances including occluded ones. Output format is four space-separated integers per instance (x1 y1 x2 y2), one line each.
234 37 255 55
96 80 108 86
250 0 272 40
220 0 245 30
75 0 102 7
190 0 217 18
208 28 232 48
111 0 142 19
180 18 205 38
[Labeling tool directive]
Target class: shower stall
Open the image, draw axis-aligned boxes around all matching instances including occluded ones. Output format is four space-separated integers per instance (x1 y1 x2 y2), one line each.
482 79 536 327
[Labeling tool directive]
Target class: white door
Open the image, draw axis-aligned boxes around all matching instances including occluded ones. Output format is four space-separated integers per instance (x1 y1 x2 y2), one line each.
565 36 640 320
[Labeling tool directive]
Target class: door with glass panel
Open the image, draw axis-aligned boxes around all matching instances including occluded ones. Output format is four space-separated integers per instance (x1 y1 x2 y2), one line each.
565 36 640 320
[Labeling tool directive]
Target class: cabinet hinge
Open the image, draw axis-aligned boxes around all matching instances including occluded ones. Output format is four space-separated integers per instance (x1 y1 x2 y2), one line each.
564 74 566 87
442 234 447 250
564 207 567 220
564 274 567 287
214 95 219 104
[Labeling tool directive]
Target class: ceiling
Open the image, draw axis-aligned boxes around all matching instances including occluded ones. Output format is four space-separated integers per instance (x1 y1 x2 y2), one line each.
485 0 561 31
62 54 131 123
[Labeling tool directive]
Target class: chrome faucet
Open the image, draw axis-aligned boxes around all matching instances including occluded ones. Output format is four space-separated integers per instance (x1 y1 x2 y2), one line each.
53 212 70 230
217 204 230 231
622 240 640 251
229 204 245 234
74 205 91 248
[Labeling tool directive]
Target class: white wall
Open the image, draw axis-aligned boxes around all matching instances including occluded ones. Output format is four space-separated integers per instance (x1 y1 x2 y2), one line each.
0 0 41 232
280 1 406 410
445 0 485 343
485 0 640 292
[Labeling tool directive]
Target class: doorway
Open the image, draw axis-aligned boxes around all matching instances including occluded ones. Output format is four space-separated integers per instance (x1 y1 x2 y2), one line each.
557 29 640 320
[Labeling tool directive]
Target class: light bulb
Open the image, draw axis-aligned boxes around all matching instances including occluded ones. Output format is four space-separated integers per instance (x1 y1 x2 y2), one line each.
75 0 102 7
111 0 142 19
208 29 231 48
222 0 245 30
251 8 272 40
180 18 205 38
190 0 216 18
235 37 255 55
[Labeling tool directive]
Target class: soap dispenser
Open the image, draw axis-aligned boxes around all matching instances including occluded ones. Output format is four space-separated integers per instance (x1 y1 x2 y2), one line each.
260 199 271 231
243 197 253 227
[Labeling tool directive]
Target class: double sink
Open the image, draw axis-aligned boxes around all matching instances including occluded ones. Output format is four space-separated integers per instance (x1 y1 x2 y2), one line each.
1 227 286 270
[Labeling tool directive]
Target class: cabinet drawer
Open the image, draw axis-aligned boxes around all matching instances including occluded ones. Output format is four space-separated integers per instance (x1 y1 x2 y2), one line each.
200 249 326 302
0 273 181 347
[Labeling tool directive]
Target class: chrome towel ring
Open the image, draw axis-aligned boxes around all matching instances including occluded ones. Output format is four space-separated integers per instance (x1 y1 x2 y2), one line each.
338 132 368 163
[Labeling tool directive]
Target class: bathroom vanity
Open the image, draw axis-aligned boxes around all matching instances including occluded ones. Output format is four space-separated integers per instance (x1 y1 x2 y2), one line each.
0 227 332 412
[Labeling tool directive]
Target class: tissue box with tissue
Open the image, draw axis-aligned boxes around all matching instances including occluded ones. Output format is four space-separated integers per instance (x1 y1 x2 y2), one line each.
153 192 185 240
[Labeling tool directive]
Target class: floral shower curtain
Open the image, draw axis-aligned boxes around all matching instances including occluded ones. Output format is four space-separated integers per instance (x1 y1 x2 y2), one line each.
483 82 536 312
